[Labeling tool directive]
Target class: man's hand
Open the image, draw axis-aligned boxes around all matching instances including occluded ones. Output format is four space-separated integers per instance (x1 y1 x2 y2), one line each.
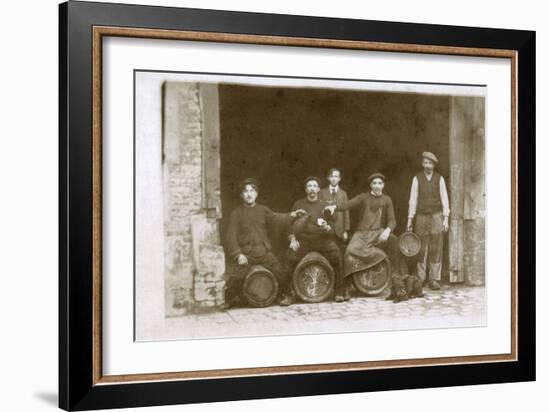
324 205 337 215
289 237 300 252
290 209 307 218
442 216 449 232
343 231 348 241
317 218 332 233
407 218 414 232
237 254 248 266
378 228 391 243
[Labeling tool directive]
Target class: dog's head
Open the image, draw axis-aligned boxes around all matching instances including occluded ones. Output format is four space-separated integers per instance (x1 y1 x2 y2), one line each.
394 288 408 302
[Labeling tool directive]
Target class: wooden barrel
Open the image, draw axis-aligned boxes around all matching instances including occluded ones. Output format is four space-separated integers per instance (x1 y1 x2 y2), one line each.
242 265 279 308
292 252 335 303
399 231 421 257
352 256 391 296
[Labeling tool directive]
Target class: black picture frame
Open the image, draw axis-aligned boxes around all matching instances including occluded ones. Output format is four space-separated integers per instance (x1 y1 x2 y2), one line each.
59 1 535 410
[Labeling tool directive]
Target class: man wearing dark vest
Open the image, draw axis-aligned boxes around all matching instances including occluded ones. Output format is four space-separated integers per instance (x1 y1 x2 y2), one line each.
407 152 450 290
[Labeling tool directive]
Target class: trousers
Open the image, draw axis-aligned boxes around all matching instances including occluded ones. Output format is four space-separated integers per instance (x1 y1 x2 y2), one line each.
415 212 444 281
224 252 289 302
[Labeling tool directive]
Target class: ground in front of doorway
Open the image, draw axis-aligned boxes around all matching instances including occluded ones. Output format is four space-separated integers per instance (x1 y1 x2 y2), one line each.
156 284 486 340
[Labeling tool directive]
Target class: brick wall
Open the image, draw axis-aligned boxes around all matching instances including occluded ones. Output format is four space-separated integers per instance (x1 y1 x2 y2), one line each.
163 82 225 316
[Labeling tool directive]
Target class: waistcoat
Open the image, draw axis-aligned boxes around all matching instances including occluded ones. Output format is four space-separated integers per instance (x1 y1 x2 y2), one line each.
417 171 442 214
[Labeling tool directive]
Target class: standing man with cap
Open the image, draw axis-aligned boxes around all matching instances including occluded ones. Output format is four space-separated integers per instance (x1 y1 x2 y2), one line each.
319 168 351 250
224 178 306 309
286 176 346 303
407 152 450 290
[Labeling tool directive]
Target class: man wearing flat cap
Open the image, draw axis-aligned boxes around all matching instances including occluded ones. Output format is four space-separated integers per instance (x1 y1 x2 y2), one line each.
325 173 407 290
286 176 346 303
224 178 306 309
407 152 450 290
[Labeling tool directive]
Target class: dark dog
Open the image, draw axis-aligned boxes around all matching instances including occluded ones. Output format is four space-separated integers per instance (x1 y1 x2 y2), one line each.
405 275 424 298
386 274 424 303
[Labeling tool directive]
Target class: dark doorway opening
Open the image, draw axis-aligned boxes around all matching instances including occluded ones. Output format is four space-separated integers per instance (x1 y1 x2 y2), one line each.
219 83 451 280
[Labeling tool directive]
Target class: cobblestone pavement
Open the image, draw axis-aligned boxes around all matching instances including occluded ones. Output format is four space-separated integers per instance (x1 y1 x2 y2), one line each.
164 284 486 340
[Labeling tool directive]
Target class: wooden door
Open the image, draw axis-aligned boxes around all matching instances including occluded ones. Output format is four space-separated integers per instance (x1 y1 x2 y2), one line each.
448 96 485 285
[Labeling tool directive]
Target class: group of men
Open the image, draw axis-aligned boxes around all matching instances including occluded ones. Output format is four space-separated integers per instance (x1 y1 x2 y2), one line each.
223 151 450 309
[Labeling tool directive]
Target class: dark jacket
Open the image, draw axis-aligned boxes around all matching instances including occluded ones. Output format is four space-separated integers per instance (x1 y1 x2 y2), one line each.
319 186 351 239
225 204 292 260
336 192 396 232
289 197 335 244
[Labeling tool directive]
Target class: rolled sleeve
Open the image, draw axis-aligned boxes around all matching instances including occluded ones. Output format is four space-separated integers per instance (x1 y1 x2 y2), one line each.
408 176 418 218
440 176 451 217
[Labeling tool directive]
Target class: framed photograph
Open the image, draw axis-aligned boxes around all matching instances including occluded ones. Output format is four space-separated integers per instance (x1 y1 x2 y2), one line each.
59 1 535 410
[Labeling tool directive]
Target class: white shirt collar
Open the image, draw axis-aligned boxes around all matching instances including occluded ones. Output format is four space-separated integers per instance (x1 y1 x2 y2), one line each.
329 185 339 193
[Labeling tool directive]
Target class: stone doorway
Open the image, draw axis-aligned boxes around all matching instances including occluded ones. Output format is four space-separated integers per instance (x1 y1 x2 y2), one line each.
162 81 485 316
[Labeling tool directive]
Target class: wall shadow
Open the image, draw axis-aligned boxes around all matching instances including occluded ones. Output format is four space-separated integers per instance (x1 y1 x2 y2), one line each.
219 84 450 278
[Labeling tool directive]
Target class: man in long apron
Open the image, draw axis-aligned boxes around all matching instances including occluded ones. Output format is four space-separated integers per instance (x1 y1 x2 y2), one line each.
325 173 407 290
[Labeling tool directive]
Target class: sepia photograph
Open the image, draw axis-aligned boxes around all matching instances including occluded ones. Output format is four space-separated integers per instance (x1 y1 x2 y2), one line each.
135 71 486 340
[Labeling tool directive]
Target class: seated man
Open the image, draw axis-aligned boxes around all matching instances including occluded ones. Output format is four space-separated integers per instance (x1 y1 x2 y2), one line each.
286 176 346 303
224 178 305 309
325 173 407 288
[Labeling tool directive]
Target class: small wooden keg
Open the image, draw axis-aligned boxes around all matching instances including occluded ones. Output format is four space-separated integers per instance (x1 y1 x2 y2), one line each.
399 231 421 257
352 256 391 296
292 252 335 303
242 265 279 308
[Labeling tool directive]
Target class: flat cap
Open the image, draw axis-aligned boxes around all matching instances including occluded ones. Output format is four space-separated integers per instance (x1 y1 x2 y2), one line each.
303 176 321 187
422 151 439 163
367 172 386 183
238 177 259 191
